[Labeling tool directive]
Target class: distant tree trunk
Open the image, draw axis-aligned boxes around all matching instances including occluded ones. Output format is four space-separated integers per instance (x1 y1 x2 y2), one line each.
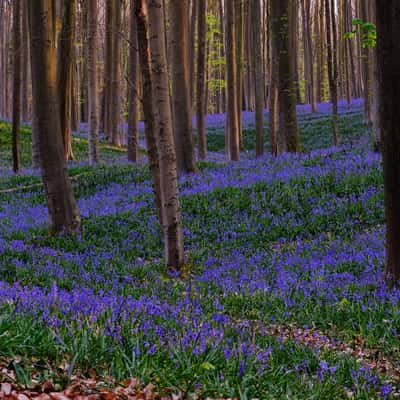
127 0 140 163
252 0 264 157
103 1 113 141
57 0 75 160
226 0 240 161
169 0 197 174
87 0 99 164
21 5 30 122
12 0 22 173
109 0 121 147
147 0 185 270
196 0 207 160
268 0 279 155
273 0 300 153
28 0 81 234
377 0 400 286
235 0 244 149
325 0 339 146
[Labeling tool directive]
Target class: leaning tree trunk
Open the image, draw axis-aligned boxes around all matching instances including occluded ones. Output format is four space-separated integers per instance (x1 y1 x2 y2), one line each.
376 0 400 287
147 0 185 270
57 0 76 160
86 0 99 164
196 0 207 160
127 0 140 163
135 0 163 224
12 0 22 173
169 0 197 174
252 0 264 157
28 0 81 234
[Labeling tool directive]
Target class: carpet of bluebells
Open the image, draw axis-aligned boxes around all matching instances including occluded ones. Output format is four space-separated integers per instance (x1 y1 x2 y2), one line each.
0 100 399 399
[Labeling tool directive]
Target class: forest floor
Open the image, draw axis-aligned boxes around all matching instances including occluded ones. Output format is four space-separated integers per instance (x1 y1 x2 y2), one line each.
0 100 399 399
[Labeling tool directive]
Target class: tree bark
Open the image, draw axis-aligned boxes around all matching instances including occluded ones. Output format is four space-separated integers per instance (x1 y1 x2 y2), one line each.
127 0 140 163
57 0 76 160
87 0 99 164
12 0 22 173
28 0 81 234
226 0 240 161
376 0 400 286
147 0 185 270
169 0 197 174
196 0 207 160
252 0 264 157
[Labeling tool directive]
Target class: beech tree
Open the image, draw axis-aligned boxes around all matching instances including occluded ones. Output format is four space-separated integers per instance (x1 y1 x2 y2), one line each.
28 0 81 234
169 0 197 174
86 0 99 165
376 0 400 286
12 0 21 173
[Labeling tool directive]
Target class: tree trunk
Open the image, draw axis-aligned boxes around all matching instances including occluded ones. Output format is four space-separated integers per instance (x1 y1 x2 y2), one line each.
272 0 300 153
169 0 197 174
87 0 99 164
196 0 207 160
226 0 240 161
57 0 76 160
376 0 400 286
325 0 339 146
12 0 22 173
127 0 140 163
28 0 81 234
147 0 185 270
252 0 264 157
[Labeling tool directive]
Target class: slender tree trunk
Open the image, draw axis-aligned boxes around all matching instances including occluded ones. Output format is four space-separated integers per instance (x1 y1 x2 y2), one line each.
127 0 140 163
196 0 207 160
21 5 30 122
57 0 76 160
12 0 22 173
87 0 99 164
376 0 400 286
147 0 185 270
109 0 121 147
325 0 339 146
226 0 240 161
252 0 264 157
235 0 244 149
169 0 197 174
28 0 81 234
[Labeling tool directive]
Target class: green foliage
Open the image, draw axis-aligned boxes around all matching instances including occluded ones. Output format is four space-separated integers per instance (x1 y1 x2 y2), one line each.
344 18 376 48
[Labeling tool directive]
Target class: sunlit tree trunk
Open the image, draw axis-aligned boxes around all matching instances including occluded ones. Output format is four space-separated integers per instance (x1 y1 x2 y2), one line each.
28 0 81 234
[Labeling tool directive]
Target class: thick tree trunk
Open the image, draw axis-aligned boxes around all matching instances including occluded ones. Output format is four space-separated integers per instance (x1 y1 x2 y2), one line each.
196 0 207 160
376 0 400 286
252 0 264 157
271 0 300 153
147 0 185 270
57 0 76 160
87 0 99 164
12 0 22 173
169 0 197 174
28 0 81 234
21 4 30 122
127 0 140 163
